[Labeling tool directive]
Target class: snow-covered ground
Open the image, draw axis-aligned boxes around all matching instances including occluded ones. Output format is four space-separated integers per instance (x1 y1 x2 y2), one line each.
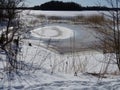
0 11 120 90
1 67 120 90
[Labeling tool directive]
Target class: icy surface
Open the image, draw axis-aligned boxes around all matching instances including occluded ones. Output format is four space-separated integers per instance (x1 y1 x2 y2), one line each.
27 11 99 17
31 25 73 40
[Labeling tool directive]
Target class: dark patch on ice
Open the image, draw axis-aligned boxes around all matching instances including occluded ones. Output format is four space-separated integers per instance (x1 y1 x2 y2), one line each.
0 86 4 89
14 85 24 89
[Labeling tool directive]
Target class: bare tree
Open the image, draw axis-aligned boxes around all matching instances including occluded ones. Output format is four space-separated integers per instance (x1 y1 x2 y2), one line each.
107 0 120 71
89 0 120 72
0 0 24 73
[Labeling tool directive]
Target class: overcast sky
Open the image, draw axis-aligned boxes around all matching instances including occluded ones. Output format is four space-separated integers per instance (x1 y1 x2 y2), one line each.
25 0 107 7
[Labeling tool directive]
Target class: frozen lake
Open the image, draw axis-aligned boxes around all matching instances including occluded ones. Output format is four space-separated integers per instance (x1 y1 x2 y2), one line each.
30 23 99 54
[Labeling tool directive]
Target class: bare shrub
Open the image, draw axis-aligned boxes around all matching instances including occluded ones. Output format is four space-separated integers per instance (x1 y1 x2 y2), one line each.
88 0 120 72
36 14 46 19
29 19 40 25
0 0 24 73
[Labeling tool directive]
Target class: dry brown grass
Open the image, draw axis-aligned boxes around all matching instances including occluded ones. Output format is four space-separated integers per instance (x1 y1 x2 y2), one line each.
84 14 105 25
36 14 46 19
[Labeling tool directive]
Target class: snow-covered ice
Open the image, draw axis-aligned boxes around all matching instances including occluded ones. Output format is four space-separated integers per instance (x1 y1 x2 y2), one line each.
31 26 73 40
27 11 99 17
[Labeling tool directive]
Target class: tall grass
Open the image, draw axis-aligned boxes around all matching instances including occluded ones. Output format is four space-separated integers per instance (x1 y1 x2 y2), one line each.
84 14 105 25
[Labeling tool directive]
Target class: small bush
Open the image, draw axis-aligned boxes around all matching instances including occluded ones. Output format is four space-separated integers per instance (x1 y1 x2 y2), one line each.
36 14 46 19
29 19 40 25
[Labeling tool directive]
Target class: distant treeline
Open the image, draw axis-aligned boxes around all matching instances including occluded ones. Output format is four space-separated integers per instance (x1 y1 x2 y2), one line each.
34 1 81 10
0 1 120 11
33 1 120 11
